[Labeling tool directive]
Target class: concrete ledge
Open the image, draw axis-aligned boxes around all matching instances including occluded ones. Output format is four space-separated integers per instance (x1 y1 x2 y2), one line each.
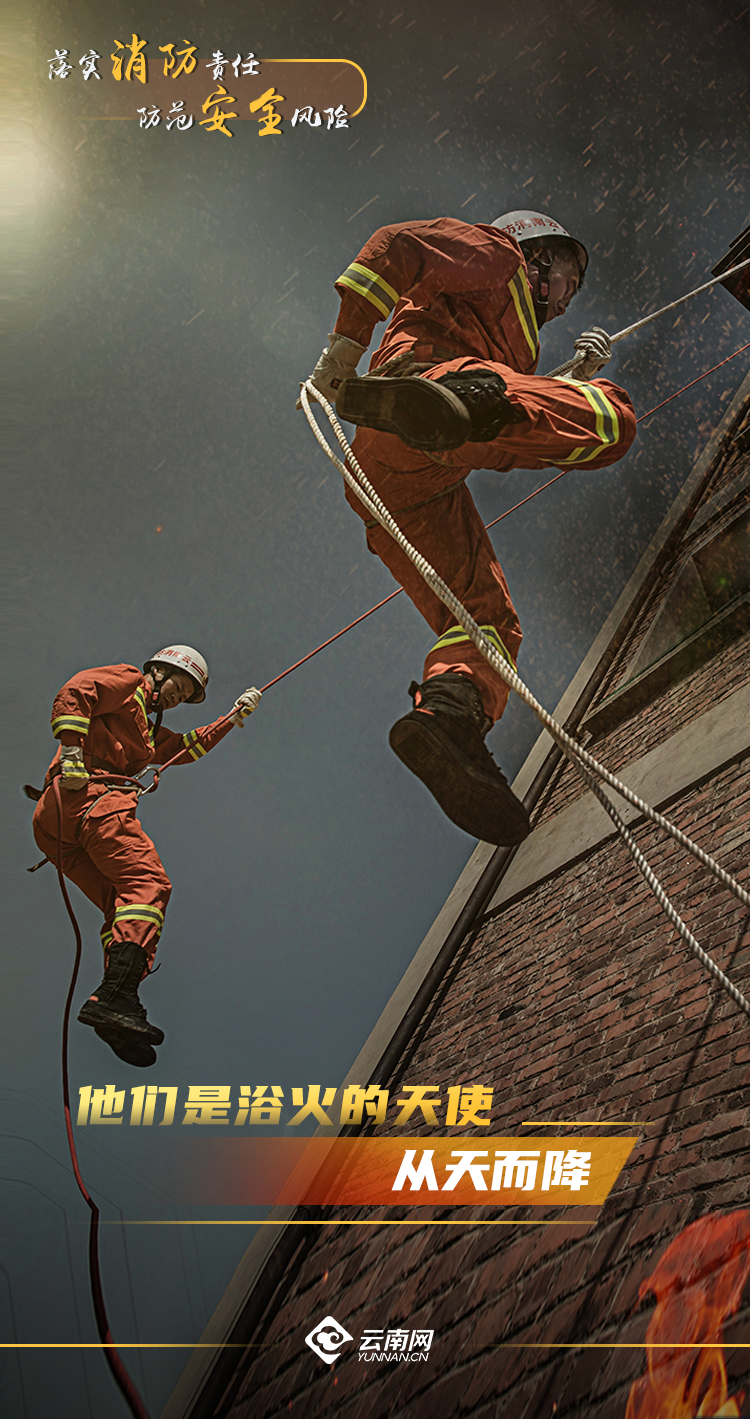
487 681 750 912
581 599 750 739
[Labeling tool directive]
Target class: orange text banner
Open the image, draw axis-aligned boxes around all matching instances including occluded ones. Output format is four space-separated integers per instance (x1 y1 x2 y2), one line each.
192 1136 637 1207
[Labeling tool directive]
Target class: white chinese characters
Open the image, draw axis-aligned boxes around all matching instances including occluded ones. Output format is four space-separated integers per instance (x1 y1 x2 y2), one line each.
358 1328 434 1362
392 1148 593 1193
292 104 349 129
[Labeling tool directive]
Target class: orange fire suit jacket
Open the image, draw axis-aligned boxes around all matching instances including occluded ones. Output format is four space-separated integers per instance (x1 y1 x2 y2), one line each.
35 664 235 965
333 217 543 375
328 217 637 726
44 663 233 785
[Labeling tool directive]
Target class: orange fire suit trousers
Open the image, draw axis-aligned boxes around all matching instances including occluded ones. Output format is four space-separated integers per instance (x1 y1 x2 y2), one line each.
345 358 637 724
33 782 171 971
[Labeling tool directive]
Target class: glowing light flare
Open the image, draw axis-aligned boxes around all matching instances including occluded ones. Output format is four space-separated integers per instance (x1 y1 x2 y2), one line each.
4 117 61 227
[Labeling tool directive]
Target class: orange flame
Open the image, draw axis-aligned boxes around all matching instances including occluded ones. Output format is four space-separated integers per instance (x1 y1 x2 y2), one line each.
626 1210 750 1419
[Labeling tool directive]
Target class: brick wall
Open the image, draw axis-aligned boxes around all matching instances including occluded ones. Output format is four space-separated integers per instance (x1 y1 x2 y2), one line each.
538 628 750 822
195 390 750 1419
219 751 750 1417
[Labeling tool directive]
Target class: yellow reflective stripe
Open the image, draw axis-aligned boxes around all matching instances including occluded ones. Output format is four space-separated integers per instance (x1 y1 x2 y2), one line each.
556 445 586 465
430 624 516 669
580 381 619 447
134 687 155 748
52 715 90 737
113 904 164 926
507 269 539 360
341 261 399 305
337 261 400 319
348 262 399 304
554 382 620 464
337 275 391 318
113 904 164 921
182 729 206 760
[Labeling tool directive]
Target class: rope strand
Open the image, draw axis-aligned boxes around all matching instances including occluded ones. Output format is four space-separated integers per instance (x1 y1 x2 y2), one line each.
636 342 750 423
53 779 152 1419
578 768 750 1014
300 381 749 1017
547 258 750 378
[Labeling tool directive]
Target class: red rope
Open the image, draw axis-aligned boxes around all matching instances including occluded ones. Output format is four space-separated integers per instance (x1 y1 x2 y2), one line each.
637 342 750 423
53 778 151 1419
260 593 401 691
257 475 577 690
486 469 569 529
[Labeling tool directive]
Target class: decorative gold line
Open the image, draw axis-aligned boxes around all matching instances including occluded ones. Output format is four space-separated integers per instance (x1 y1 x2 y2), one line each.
0 1344 249 1350
70 58 368 123
3 1342 747 1351
111 1218 592 1227
265 59 368 115
489 1343 750 1350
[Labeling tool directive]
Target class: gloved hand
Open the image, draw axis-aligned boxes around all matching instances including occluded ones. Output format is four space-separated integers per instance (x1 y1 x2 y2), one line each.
59 745 89 791
296 333 367 409
229 688 262 727
572 327 611 379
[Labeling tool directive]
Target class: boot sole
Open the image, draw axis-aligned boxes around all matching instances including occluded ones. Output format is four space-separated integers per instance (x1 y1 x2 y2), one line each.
336 376 472 451
390 712 530 846
78 998 165 1046
94 1027 157 1068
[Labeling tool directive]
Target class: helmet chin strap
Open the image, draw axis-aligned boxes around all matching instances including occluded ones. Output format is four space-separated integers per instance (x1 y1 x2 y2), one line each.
531 248 552 327
149 670 166 735
149 669 164 709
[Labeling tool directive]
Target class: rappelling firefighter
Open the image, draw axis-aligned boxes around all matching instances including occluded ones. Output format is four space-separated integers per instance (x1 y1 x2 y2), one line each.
32 647 262 1067
300 210 637 845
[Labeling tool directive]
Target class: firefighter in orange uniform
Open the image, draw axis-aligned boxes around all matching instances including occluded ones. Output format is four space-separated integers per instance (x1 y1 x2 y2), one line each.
301 210 637 846
33 646 261 1066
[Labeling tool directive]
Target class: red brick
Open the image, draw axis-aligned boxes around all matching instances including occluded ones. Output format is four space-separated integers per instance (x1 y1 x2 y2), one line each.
222 690 750 1417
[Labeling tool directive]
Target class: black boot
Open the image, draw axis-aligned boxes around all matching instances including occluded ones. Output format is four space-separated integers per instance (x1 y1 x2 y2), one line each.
389 673 531 845
78 942 164 1048
95 1027 157 1068
336 370 527 451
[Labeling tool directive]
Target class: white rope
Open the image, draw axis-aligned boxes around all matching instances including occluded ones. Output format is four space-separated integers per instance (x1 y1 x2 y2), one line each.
580 768 750 1017
301 382 749 1014
547 255 750 379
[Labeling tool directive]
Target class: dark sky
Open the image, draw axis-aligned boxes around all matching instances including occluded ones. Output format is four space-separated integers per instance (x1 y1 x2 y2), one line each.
6 0 749 1414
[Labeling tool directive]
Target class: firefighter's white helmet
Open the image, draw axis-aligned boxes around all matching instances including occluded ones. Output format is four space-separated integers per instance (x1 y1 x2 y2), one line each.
144 645 209 703
492 210 588 274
